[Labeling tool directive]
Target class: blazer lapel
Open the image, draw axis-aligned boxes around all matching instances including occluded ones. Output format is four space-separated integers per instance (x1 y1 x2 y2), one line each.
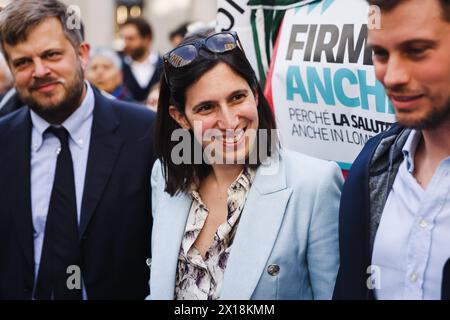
6 109 35 274
150 192 192 299
220 152 293 299
79 92 124 237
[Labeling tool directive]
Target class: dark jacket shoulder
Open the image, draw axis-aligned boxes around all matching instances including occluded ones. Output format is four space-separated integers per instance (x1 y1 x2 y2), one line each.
92 86 156 139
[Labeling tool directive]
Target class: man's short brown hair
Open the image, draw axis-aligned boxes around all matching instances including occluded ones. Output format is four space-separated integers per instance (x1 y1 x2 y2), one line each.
368 0 450 22
0 0 85 61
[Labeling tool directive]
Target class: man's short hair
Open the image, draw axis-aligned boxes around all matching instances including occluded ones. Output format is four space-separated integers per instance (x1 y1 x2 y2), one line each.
0 0 85 61
169 23 189 41
367 0 450 22
121 17 153 39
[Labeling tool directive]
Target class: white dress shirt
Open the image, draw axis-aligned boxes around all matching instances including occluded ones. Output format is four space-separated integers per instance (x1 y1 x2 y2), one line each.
372 129 450 299
127 50 159 88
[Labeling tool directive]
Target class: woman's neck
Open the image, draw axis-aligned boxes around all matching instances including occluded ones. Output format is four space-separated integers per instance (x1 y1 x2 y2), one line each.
208 164 245 190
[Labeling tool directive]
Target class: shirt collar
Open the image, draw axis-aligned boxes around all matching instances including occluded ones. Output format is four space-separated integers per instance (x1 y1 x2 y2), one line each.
402 129 422 174
30 81 95 151
228 167 255 196
30 107 50 152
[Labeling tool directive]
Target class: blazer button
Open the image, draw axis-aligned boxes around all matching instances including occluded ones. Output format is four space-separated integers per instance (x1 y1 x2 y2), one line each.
146 258 152 267
267 264 280 276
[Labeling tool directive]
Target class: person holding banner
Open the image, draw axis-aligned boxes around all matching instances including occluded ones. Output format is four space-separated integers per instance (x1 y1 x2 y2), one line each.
334 0 450 300
147 31 343 300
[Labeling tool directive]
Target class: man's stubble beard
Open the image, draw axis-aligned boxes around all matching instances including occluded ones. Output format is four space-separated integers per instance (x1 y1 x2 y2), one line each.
19 63 85 122
399 95 450 130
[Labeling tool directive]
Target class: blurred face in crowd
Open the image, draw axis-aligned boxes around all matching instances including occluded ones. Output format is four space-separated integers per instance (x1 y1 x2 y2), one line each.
120 24 151 61
146 84 159 112
0 64 13 94
368 0 450 130
170 35 184 48
86 55 122 94
4 17 89 124
169 62 259 164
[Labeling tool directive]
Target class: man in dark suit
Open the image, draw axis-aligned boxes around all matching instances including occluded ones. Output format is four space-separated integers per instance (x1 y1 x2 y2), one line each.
119 18 163 103
0 0 155 299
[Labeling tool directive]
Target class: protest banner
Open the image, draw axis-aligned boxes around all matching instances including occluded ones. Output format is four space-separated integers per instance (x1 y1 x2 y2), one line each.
217 0 315 87
265 0 395 169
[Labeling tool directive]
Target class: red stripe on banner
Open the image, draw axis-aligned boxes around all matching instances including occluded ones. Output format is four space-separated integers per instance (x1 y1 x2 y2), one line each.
263 19 284 115
342 169 349 179
262 15 350 179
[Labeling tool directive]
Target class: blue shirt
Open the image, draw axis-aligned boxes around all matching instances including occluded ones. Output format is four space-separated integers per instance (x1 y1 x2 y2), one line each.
372 129 450 299
30 82 94 298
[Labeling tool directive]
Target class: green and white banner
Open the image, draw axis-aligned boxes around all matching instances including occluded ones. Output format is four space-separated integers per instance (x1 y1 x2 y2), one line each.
217 0 313 87
216 0 260 81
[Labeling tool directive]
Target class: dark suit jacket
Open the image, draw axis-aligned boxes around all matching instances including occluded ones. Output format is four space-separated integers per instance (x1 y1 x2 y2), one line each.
0 87 156 300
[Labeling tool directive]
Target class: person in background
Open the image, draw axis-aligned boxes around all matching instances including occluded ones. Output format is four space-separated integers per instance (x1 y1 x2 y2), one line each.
0 87 23 118
334 0 450 300
0 53 13 95
169 23 189 48
119 17 163 103
86 47 134 102
0 53 21 118
148 31 342 300
145 83 159 113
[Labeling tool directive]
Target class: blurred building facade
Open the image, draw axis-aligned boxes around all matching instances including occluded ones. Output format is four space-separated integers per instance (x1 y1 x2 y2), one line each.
0 0 217 54
63 0 217 54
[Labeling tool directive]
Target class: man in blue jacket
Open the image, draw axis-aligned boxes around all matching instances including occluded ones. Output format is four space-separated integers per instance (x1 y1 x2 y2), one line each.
334 0 450 300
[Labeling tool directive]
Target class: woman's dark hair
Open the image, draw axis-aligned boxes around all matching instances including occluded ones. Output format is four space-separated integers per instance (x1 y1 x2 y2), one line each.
155 32 278 196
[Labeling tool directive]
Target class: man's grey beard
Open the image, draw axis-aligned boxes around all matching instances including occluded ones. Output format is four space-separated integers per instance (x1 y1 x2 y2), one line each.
400 96 450 130
19 66 85 120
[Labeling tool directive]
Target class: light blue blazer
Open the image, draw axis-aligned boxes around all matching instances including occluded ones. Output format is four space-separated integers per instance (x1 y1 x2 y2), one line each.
148 149 343 300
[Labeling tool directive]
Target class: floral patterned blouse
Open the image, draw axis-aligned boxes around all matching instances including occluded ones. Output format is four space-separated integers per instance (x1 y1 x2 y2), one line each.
175 168 255 300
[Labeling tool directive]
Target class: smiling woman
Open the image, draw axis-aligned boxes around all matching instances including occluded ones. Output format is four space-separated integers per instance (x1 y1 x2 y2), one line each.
148 30 344 300
156 31 277 196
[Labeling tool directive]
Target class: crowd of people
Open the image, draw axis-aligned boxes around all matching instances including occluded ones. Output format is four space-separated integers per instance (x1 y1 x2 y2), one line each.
0 0 449 301
0 9 196 118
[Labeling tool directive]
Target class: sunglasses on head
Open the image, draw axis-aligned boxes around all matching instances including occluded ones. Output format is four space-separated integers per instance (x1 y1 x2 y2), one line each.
163 31 244 69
